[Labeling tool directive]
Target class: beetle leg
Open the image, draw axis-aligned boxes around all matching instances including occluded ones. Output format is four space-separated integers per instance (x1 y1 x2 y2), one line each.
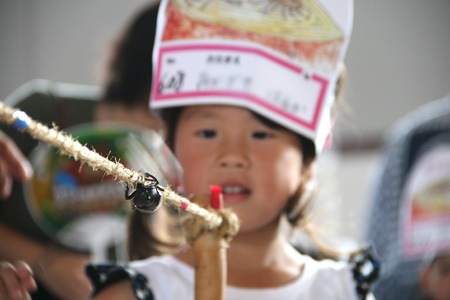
143 172 159 185
125 184 136 200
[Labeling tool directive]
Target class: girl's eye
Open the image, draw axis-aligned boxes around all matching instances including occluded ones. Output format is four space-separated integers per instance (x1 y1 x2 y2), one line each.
252 131 273 139
196 129 217 138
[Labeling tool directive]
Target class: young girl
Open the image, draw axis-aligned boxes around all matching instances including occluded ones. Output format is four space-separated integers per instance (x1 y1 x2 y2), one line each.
0 0 376 299
84 0 378 299
88 96 377 300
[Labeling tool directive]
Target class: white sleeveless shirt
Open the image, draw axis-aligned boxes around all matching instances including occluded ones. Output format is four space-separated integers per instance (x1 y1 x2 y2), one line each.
130 254 372 300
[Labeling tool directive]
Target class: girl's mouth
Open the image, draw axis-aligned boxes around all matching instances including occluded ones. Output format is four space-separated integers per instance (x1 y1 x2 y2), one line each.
221 185 251 203
222 186 250 194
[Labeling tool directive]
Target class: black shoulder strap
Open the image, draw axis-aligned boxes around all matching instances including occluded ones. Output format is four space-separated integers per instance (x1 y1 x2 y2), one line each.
86 263 155 300
349 247 380 300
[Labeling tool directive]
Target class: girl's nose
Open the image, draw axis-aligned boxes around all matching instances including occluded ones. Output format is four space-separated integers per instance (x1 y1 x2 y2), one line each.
217 141 249 169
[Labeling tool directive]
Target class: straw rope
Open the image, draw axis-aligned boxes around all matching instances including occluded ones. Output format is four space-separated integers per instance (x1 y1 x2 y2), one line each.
0 101 238 232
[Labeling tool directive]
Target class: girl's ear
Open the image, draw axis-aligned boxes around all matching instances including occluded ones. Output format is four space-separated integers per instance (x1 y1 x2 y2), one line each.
301 162 316 192
285 162 317 226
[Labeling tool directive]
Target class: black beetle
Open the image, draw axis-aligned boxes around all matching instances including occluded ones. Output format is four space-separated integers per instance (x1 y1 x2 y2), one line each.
125 173 162 213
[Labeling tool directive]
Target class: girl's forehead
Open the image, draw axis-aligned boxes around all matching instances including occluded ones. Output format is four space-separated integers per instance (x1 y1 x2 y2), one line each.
180 105 253 120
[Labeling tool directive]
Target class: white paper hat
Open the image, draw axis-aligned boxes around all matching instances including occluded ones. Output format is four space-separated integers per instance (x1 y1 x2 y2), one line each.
150 0 353 153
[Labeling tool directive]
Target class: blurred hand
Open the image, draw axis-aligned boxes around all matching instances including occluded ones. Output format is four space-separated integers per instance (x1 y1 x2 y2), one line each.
0 260 36 300
0 131 33 199
33 249 92 300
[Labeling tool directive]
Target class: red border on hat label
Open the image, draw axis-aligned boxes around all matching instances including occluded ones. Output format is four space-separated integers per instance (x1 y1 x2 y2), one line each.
152 43 329 131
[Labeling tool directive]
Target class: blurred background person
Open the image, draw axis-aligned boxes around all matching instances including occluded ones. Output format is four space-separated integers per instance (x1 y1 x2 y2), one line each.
0 3 171 299
366 94 450 300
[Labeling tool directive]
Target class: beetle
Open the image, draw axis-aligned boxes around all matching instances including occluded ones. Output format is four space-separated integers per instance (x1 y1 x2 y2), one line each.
125 173 163 213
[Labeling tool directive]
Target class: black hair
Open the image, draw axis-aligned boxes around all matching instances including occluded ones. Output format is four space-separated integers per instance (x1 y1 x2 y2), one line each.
101 3 160 107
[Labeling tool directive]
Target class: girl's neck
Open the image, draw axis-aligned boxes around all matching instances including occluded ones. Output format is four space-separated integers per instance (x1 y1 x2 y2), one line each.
175 219 304 288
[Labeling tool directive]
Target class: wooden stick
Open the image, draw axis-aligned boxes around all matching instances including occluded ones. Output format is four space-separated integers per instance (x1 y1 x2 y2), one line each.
194 231 227 300
190 188 227 300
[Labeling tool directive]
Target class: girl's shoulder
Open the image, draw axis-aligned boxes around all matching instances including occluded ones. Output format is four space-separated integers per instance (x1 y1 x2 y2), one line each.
87 255 194 300
301 255 356 295
300 249 379 300
130 254 194 283
225 255 376 300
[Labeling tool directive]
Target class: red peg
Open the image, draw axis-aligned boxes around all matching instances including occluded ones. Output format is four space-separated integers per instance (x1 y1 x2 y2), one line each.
210 185 223 210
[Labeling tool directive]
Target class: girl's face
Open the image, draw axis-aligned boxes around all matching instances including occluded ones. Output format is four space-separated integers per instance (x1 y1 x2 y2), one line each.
174 105 307 233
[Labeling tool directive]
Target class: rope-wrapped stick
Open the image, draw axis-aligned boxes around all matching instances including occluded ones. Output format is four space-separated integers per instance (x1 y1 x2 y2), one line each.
0 101 240 299
0 101 237 228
